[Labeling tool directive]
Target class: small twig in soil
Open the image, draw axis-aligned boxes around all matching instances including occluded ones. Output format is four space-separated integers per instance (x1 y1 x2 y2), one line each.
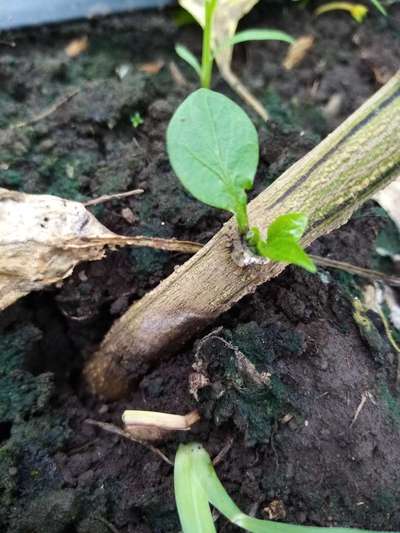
66 438 98 455
83 188 144 207
0 40 16 47
94 517 120 533
219 66 269 122
134 235 399 286
85 419 173 465
169 61 190 87
212 437 234 466
310 254 400 287
10 88 80 129
96 234 202 254
350 391 376 427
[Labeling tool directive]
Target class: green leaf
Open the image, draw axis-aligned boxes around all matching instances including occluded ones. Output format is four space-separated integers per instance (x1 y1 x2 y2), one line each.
175 44 202 77
179 443 398 533
247 214 316 272
174 444 216 533
223 28 295 47
368 0 387 15
264 213 315 272
190 443 243 521
267 213 309 241
167 88 259 232
261 237 316 273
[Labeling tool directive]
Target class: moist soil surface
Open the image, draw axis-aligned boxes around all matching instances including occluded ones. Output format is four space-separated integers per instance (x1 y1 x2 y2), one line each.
1 4 400 532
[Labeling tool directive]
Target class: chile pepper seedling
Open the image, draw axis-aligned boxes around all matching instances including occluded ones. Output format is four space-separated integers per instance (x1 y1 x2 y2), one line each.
175 0 294 88
175 443 400 533
167 88 316 273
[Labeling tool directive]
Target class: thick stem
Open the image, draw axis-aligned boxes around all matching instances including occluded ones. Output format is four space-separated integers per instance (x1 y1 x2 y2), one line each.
84 73 400 400
200 0 217 88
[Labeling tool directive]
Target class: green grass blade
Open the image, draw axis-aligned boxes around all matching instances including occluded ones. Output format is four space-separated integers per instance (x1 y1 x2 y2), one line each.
226 29 295 47
190 443 243 521
187 443 399 533
174 443 216 533
234 514 399 533
175 44 202 77
368 0 387 15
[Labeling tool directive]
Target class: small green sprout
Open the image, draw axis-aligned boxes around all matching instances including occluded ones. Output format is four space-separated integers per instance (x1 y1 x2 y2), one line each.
174 442 400 533
130 112 144 128
314 2 369 22
167 88 316 272
175 0 294 88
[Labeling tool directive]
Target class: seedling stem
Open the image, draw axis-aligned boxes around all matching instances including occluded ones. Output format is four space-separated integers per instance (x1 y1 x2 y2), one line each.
201 0 218 88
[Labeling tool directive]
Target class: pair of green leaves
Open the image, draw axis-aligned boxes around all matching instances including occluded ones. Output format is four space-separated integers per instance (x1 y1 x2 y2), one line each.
166 88 316 272
176 28 295 81
174 443 395 533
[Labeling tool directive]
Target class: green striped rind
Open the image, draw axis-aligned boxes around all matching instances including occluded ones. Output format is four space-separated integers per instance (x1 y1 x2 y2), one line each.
251 73 400 246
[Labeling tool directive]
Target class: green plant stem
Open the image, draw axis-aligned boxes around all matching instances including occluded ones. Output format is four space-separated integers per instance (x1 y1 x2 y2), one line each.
201 0 217 88
234 199 249 235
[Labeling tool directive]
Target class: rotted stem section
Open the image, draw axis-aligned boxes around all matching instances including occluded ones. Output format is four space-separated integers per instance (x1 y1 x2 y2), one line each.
84 72 400 400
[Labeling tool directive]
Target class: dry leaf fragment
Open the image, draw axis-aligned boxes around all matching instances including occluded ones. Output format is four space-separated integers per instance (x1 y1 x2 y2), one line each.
374 177 400 232
122 409 200 441
179 0 259 66
65 36 89 58
0 188 200 311
283 35 314 70
263 499 287 521
138 60 165 74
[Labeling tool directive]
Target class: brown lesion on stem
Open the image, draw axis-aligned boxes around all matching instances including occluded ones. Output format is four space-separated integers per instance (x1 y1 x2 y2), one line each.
83 72 400 400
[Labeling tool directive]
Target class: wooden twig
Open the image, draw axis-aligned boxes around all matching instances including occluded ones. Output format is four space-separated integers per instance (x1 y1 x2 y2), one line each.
219 65 268 122
87 234 202 254
94 517 120 533
84 189 144 207
10 88 79 129
310 255 400 287
85 419 173 465
84 72 400 400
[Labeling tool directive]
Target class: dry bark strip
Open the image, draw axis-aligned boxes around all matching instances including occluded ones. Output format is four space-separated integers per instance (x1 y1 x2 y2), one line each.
84 72 400 400
0 188 200 311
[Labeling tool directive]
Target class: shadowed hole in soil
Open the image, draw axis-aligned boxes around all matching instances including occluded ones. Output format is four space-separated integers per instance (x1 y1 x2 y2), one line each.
0 421 12 444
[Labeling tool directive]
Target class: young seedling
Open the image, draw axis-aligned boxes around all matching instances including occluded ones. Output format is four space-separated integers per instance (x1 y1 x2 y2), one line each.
175 0 294 88
130 111 144 128
167 88 316 272
314 2 369 22
175 442 400 533
314 0 387 19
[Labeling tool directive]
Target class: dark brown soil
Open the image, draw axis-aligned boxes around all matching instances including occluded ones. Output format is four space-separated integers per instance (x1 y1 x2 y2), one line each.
1 4 400 533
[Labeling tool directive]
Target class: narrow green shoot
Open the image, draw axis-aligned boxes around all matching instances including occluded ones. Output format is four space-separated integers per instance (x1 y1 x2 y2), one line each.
175 443 400 533
167 88 316 272
175 44 202 77
368 0 387 15
221 29 295 48
201 0 218 88
175 0 293 88
174 443 216 533
314 2 369 22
